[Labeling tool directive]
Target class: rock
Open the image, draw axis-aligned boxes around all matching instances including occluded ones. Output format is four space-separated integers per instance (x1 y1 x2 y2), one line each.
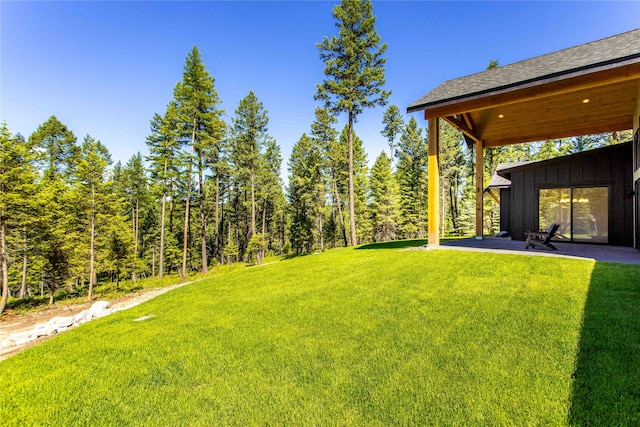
49 316 75 329
88 301 110 315
33 321 58 338
73 310 91 325
7 331 36 346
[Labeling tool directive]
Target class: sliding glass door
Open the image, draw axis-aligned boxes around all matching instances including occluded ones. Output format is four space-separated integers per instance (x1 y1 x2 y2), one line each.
538 187 608 243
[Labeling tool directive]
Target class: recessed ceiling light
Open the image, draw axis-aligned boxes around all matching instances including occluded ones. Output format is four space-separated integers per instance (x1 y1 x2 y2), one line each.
498 114 504 118
582 98 590 104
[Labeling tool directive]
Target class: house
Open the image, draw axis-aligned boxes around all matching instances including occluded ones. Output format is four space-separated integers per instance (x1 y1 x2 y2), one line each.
407 28 640 250
489 142 633 246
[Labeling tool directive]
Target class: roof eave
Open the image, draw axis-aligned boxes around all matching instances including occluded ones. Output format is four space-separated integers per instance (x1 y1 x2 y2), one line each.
407 53 640 115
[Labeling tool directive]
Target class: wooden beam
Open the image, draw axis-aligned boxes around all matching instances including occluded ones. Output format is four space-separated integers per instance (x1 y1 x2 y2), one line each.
483 120 632 147
462 113 474 130
428 118 440 248
424 64 640 119
486 189 500 204
475 139 484 239
443 115 482 144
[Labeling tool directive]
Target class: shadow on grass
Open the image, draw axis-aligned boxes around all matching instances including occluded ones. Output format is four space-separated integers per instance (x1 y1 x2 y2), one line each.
356 239 428 250
569 262 640 425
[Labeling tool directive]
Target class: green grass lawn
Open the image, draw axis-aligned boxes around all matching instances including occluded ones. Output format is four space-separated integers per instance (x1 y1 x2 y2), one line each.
2 241 639 425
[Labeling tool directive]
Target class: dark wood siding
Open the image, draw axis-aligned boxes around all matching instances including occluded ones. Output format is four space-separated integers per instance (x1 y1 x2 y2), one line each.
500 188 511 232
501 142 633 246
637 181 640 250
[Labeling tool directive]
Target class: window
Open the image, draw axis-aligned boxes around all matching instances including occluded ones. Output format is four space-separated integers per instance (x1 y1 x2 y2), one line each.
539 188 570 238
538 187 608 243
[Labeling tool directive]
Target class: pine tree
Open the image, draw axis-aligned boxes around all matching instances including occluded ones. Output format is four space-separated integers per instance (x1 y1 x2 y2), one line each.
439 122 465 235
146 102 182 278
396 117 428 238
0 123 37 314
316 0 390 246
29 117 78 305
231 91 270 246
335 125 370 244
381 105 404 162
311 107 345 247
122 153 149 281
209 128 229 263
258 137 285 253
101 214 134 288
288 134 323 254
173 46 225 276
73 135 112 301
369 151 398 242
28 115 78 180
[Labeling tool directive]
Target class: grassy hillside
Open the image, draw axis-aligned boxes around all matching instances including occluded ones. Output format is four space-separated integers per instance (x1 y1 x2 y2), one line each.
2 241 639 425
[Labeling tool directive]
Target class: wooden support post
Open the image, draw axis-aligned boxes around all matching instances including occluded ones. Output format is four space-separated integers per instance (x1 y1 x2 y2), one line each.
633 82 640 249
475 139 484 239
428 117 440 248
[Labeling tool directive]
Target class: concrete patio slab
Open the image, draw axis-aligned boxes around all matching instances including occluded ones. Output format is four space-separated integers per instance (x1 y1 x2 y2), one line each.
437 238 640 265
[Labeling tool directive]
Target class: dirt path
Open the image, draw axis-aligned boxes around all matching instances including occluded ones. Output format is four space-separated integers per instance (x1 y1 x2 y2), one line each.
0 282 188 361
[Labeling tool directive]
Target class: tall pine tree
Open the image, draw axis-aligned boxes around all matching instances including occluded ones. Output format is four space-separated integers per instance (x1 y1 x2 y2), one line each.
173 46 225 275
231 91 270 248
73 135 112 301
316 0 389 246
146 102 182 278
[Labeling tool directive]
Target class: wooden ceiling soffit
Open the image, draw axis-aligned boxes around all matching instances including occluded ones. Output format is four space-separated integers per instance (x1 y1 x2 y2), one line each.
441 115 482 144
423 63 640 120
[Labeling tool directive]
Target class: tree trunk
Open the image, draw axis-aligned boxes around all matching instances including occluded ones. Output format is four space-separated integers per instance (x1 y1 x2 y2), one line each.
347 111 357 246
159 160 168 279
262 200 267 235
390 143 395 167
227 221 232 265
19 226 27 299
331 210 337 248
199 156 207 273
88 185 96 302
0 216 9 315
449 182 458 232
319 215 324 252
182 121 196 281
332 178 348 247
215 173 220 262
169 185 175 235
181 183 191 281
132 198 139 282
250 173 256 236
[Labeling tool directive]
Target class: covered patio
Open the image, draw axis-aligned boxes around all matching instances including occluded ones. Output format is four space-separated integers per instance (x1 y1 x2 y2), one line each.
437 237 640 265
408 29 640 250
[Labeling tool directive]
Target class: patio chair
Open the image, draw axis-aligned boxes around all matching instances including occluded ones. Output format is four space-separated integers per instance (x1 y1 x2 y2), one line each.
525 223 560 250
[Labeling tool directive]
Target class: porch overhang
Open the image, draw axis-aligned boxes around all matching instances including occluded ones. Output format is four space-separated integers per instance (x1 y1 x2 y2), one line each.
408 29 640 248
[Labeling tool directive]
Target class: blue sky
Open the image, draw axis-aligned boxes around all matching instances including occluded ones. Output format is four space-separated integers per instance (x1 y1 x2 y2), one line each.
2 1 639 181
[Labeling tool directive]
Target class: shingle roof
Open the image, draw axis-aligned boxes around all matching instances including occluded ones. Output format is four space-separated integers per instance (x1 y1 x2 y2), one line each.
408 29 640 113
485 162 532 190
495 141 632 179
